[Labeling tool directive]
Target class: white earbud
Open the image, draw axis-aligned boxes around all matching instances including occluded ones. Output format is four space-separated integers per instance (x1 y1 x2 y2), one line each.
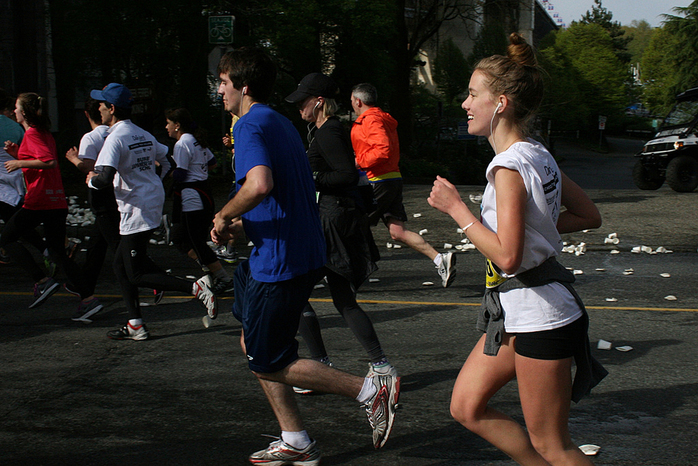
242 86 248 96
314 101 321 109
490 102 503 154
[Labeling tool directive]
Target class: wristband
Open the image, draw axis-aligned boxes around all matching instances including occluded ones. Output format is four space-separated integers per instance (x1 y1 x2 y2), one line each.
463 220 476 232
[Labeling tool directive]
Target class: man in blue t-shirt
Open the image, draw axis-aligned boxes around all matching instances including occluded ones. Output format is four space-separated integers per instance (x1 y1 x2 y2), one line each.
211 48 400 463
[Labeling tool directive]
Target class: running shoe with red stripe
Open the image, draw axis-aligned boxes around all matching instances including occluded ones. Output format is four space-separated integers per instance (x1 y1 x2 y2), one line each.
248 438 320 465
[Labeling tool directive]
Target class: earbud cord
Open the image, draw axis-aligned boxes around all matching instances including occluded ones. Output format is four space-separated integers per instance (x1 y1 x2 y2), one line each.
490 108 498 154
306 121 316 146
307 101 321 143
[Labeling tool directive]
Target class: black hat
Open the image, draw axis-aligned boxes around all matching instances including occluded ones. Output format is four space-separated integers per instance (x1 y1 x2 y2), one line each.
285 73 339 103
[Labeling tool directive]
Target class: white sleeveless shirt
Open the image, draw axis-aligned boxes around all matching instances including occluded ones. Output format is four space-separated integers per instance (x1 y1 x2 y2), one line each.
481 139 582 332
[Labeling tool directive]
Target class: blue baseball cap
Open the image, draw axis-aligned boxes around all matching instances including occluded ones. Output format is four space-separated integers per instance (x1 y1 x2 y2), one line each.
90 83 133 108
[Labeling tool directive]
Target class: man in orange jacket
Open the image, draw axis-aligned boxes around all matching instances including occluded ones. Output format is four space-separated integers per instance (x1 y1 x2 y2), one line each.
350 83 456 287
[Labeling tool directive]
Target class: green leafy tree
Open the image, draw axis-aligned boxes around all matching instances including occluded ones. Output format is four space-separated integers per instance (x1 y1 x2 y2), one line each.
640 26 680 115
559 23 628 117
663 1 698 95
623 20 653 65
538 33 589 131
539 22 628 132
576 0 631 63
620 20 654 106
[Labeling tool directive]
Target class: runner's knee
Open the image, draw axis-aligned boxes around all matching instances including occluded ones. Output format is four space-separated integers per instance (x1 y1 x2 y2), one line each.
450 394 480 430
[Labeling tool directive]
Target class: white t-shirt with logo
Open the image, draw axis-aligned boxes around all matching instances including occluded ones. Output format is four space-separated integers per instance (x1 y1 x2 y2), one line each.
481 139 582 333
78 125 109 161
172 133 214 212
96 120 170 235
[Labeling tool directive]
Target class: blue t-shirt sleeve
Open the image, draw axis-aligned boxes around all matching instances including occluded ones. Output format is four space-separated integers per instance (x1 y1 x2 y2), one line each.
234 119 273 186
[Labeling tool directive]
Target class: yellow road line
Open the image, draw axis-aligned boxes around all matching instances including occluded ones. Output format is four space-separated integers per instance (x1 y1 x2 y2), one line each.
349 299 698 313
8 292 697 313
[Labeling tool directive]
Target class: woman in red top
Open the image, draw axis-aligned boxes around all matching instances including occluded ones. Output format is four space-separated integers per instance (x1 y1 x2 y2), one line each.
2 93 99 315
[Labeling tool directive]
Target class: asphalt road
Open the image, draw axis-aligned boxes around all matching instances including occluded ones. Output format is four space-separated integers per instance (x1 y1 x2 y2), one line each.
1 136 697 465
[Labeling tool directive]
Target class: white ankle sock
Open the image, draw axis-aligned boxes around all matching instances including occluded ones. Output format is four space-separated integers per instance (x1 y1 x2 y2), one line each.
371 360 392 374
356 377 377 404
129 318 143 328
433 253 443 267
281 430 311 449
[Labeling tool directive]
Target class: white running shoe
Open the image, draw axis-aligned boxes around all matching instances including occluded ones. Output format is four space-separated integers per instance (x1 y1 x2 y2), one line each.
194 276 217 319
436 251 456 288
365 373 400 449
107 322 149 341
248 438 321 465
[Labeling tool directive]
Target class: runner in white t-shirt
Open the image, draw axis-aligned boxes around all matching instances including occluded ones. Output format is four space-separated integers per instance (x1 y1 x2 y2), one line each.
165 108 233 295
65 100 109 174
86 83 217 341
64 97 114 321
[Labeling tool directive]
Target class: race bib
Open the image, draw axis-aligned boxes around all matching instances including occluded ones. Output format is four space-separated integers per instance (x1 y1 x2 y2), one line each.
485 258 507 289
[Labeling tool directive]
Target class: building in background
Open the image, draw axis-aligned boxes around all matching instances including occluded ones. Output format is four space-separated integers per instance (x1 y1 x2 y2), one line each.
416 0 559 93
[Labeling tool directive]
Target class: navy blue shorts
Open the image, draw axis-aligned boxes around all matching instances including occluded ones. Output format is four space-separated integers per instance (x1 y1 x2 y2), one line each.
233 260 322 373
514 312 589 360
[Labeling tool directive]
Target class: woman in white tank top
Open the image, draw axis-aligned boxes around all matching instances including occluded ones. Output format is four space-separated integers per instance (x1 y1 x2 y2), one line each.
428 33 603 465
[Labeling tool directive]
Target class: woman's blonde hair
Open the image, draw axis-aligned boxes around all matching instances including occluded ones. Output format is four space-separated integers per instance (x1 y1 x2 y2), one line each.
475 32 543 134
321 98 338 118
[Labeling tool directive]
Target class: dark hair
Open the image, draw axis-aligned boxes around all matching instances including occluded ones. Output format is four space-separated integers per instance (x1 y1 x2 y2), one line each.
106 103 131 121
165 107 209 148
475 32 543 134
217 47 277 103
351 83 378 106
85 97 102 124
0 88 14 112
17 92 51 130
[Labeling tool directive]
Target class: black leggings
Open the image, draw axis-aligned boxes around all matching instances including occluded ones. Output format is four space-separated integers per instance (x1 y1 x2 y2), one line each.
298 270 385 363
0 201 47 254
172 208 217 266
113 229 193 319
81 189 121 295
0 207 91 298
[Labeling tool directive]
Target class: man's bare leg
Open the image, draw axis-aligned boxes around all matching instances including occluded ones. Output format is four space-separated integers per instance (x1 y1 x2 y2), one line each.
386 218 439 260
258 378 305 432
256 358 364 399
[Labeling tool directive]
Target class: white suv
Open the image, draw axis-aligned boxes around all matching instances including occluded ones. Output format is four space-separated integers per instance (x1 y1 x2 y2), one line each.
634 87 698 192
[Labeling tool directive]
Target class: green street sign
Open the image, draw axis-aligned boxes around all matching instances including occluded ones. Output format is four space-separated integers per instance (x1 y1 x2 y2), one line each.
209 16 234 44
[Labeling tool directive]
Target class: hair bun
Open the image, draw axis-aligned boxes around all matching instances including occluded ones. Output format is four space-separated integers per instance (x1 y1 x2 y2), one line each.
507 32 536 67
